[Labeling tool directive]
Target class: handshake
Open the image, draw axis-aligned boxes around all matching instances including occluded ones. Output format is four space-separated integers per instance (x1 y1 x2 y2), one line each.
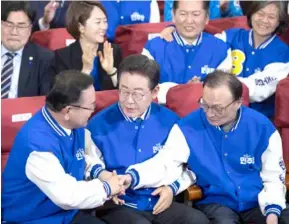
103 171 133 205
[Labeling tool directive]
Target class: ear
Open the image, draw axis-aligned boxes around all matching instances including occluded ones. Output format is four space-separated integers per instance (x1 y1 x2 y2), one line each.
205 12 209 25
28 26 32 37
236 97 243 109
151 85 160 100
78 22 85 35
172 9 176 23
61 106 71 121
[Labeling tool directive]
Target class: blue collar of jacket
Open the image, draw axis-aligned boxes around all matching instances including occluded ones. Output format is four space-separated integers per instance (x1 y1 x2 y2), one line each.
248 29 276 49
172 30 203 48
117 103 152 122
42 106 71 137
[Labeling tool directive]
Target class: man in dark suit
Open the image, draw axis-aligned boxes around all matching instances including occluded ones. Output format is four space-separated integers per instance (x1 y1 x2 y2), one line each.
29 0 70 32
1 1 54 99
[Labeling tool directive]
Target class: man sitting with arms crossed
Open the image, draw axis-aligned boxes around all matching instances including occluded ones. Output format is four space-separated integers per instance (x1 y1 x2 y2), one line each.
123 71 289 224
2 70 123 224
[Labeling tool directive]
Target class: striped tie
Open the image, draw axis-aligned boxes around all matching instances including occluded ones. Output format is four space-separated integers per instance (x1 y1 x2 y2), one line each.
1 52 16 99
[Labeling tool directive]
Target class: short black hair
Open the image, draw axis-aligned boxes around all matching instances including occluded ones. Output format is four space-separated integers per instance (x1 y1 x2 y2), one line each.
118 54 160 90
1 1 36 24
46 70 94 112
247 1 288 35
173 0 210 13
203 70 243 101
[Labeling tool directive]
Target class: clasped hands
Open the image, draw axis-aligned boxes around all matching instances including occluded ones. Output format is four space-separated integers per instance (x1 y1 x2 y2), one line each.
105 172 174 215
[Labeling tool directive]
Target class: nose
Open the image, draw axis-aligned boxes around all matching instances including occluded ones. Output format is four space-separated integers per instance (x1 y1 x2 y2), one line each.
185 13 195 23
205 107 216 118
260 15 270 24
126 93 135 104
10 26 18 35
100 21 108 30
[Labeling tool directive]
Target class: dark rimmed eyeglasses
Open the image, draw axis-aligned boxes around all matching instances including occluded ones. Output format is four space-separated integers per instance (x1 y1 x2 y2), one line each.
198 98 236 115
119 89 151 101
2 21 31 31
70 105 95 111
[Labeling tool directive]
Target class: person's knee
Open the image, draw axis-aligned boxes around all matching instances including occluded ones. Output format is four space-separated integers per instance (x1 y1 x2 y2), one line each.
181 208 210 224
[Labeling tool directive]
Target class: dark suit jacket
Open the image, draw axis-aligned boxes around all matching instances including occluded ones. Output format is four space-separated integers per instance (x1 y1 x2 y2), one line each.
29 1 70 32
17 42 54 97
49 40 122 90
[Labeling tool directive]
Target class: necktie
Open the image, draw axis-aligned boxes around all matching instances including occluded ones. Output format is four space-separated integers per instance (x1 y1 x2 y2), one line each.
1 52 16 99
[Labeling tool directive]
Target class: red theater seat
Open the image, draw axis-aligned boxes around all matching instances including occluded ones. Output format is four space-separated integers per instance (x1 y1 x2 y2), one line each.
1 90 119 173
275 77 289 189
166 83 250 117
30 28 75 51
115 22 172 57
1 97 45 172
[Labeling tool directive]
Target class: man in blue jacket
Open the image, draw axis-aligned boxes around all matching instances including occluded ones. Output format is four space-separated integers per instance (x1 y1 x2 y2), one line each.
2 70 123 224
87 54 209 224
125 70 289 224
142 0 232 85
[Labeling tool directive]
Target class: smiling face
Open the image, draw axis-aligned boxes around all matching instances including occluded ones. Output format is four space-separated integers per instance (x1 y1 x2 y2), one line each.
79 6 108 44
251 3 280 38
65 85 96 128
173 0 209 43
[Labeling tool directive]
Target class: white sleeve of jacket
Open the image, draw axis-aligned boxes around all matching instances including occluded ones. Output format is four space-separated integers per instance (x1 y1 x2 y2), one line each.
214 31 232 73
215 31 232 72
26 151 108 210
214 31 227 42
84 129 106 180
126 124 191 189
238 62 289 103
168 167 196 196
217 48 232 73
142 47 155 60
149 0 160 23
258 130 287 217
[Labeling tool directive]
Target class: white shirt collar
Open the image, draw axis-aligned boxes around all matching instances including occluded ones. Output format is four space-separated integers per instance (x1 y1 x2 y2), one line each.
118 103 151 122
179 35 198 46
131 109 147 121
1 44 24 58
60 125 72 136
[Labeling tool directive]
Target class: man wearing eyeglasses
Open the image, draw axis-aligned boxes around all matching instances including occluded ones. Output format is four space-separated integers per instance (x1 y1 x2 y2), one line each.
124 70 289 224
1 1 54 99
87 54 210 224
2 70 125 224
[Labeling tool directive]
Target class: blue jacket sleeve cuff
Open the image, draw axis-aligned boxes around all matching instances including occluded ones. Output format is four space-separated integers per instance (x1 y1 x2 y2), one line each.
102 181 111 197
126 169 140 188
168 180 180 196
90 164 105 179
265 204 282 217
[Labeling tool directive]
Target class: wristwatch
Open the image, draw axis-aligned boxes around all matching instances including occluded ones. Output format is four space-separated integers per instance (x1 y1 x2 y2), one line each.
108 68 117 77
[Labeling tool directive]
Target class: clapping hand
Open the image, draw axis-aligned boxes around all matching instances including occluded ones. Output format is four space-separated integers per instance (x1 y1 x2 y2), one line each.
43 0 60 26
98 41 114 75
